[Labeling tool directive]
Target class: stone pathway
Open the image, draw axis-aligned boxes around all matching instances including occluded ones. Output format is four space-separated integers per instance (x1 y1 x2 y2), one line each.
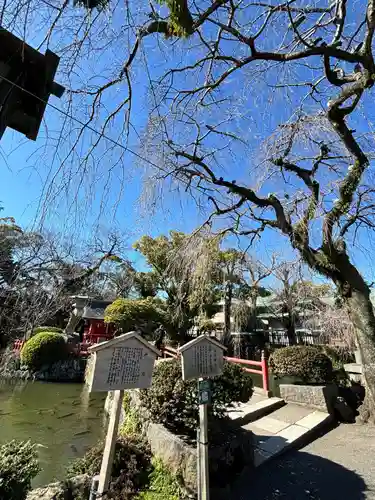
245 404 332 466
230 423 375 499
228 393 332 468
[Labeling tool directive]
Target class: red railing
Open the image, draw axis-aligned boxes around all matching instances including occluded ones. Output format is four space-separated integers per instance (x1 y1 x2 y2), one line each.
13 339 25 352
224 351 269 393
159 344 269 393
13 338 90 357
161 345 179 359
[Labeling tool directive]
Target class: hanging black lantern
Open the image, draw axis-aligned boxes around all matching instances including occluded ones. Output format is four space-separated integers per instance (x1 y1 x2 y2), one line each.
0 27 65 141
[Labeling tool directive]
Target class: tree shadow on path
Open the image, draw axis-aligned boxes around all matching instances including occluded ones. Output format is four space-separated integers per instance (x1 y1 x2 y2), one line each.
228 449 369 500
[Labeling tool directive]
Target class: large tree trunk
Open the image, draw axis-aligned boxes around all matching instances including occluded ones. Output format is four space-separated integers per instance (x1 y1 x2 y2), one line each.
222 279 233 347
345 287 375 420
249 291 258 332
292 239 375 418
286 315 297 346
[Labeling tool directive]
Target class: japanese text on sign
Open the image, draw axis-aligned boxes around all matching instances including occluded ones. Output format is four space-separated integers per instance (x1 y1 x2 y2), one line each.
193 344 218 376
106 347 143 386
88 331 160 392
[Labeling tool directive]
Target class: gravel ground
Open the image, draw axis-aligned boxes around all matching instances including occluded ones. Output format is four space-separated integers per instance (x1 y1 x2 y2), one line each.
231 424 375 500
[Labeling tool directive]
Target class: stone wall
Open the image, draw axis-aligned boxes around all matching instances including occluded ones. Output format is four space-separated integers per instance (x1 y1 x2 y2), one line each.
0 348 87 382
127 390 254 495
280 383 338 414
147 422 197 492
104 389 125 426
34 358 87 382
10 359 86 382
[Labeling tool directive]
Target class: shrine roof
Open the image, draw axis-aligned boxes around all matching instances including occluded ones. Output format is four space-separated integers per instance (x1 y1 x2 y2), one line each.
82 306 106 319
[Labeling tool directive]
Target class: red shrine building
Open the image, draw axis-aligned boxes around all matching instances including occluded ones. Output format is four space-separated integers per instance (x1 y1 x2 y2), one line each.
72 296 115 345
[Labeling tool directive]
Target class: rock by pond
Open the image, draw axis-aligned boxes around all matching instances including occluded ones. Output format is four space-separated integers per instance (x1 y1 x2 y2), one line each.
26 474 91 500
0 348 87 382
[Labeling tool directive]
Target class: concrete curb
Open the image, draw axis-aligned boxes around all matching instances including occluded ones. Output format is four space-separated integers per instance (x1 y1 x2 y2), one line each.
228 397 286 425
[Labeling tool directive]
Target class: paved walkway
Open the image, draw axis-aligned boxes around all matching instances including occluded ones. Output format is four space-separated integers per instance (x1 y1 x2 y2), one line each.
229 394 331 467
231 424 375 499
244 404 331 466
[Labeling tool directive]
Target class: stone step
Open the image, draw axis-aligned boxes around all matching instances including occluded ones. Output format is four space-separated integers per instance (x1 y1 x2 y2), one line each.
344 363 364 384
243 406 333 467
253 386 272 398
228 396 285 424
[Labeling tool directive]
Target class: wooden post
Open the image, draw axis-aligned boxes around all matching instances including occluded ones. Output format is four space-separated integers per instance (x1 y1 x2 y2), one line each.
197 428 201 500
178 336 225 500
199 384 209 500
261 350 269 393
97 390 124 497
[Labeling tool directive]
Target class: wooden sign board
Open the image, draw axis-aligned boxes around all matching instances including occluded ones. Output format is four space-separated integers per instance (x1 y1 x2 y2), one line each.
87 331 160 392
179 335 225 381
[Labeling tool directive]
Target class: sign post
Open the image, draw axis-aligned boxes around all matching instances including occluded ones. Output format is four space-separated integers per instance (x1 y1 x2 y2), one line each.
86 331 160 498
196 427 201 500
97 389 124 495
198 379 210 500
179 335 226 500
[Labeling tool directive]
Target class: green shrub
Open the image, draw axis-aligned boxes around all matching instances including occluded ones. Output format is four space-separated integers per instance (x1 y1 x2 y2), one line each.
33 326 64 335
135 458 182 500
67 435 151 498
25 326 64 339
269 346 333 383
105 298 166 336
197 318 216 335
121 392 142 436
20 332 68 370
0 440 40 500
139 359 253 437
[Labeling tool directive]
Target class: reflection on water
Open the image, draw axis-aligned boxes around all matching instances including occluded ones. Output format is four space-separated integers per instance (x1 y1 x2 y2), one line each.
0 379 106 487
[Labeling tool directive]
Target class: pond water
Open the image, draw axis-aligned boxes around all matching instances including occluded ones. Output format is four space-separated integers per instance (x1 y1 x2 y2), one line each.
0 379 106 487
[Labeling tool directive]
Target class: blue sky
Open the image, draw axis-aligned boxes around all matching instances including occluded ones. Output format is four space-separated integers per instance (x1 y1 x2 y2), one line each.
1 4 375 285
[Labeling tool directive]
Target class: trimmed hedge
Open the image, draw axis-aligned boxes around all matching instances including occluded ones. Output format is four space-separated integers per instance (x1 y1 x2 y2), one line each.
32 326 64 335
20 332 68 370
25 326 64 340
269 346 333 384
139 358 253 437
0 440 40 500
104 298 166 336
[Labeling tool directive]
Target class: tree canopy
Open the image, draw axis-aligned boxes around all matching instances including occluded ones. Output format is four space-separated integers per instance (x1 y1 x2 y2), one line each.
104 297 167 337
133 231 221 338
4 0 375 413
0 209 126 345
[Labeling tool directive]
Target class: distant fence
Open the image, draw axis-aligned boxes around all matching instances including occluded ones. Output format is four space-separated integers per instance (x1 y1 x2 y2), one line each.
266 329 324 347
